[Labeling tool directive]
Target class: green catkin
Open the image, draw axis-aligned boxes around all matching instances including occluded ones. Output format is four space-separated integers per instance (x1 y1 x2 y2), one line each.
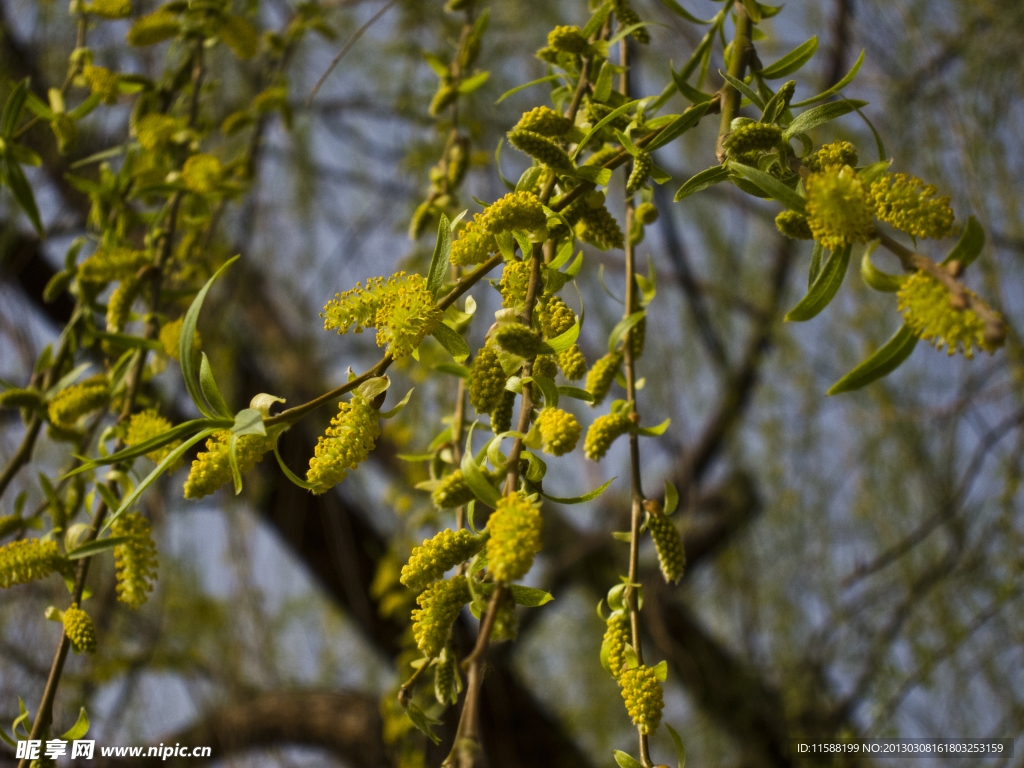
613 0 650 43
635 202 658 225
507 130 574 172
629 316 646 359
584 143 622 167
724 123 783 157
805 140 858 173
586 351 622 406
481 191 547 234
494 324 542 358
106 274 142 332
183 430 274 499
515 106 573 137
63 604 97 654
469 345 507 414
541 296 576 338
804 165 874 250
897 271 1000 358
434 646 458 704
450 214 498 266
411 575 471 658
499 259 531 308
88 0 131 18
48 374 109 428
77 246 150 283
585 100 629 132
775 210 814 240
536 408 581 456
486 491 543 583
432 470 476 509
429 83 459 116
619 664 664 735
0 388 44 410
870 173 955 240
603 611 631 679
124 409 182 468
584 412 631 461
557 344 588 380
647 512 685 583
0 539 66 588
576 205 625 251
400 528 484 591
548 24 589 54
626 151 652 195
306 395 381 493
111 512 159 608
491 389 516 434
533 355 559 380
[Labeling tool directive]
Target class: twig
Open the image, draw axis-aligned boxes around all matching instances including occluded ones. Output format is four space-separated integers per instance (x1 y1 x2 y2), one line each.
716 1 753 163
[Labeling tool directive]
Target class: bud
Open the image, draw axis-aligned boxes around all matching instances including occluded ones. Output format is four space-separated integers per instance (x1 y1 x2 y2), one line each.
576 205 624 251
401 528 485 591
486 491 543 583
647 513 685 583
619 664 664 735
77 246 150 283
584 412 631 461
537 408 581 456
411 575 471 657
432 470 477 509
447 137 470 188
490 389 516 434
870 173 954 240
507 130 574 172
408 200 437 241
897 271 1001 358
515 106 573 137
585 351 622 406
183 430 274 499
63 604 98 654
547 25 589 54
804 165 874 250
626 151 652 195
450 214 498 265
602 611 631 679
805 140 858 173
775 210 814 240
612 0 649 43
723 123 783 157
535 46 561 65
125 409 182 469
48 374 109 428
0 539 66 589
635 202 658 225
557 344 588 381
495 324 542 358
306 395 382 494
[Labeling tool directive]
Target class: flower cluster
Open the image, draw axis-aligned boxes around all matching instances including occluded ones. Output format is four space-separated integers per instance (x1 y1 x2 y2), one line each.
507 130 573 172
804 165 874 250
0 539 66 589
586 351 622 406
136 113 177 151
515 106 573 137
533 355 559 380
411 575 471 658
897 271 999 358
486 491 543 583
629 316 646 359
619 664 664 735
481 191 547 234
63 604 98 654
77 246 150 283
432 470 476 509
537 408 581 456
124 409 182 468
584 411 631 461
183 430 274 499
647 512 685 583
871 173 955 240
805 140 858 173
450 214 497 266
400 528 485 591
111 512 159 608
48 374 110 428
306 395 381 494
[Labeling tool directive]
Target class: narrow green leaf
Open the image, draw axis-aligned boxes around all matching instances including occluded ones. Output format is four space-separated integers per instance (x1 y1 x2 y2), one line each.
549 239 574 270
231 408 266 437
593 61 613 103
657 0 713 24
759 36 818 79
728 161 806 213
1 78 29 138
674 165 730 201
671 64 714 105
181 256 239 418
860 240 904 292
941 215 984 269
652 659 668 681
228 434 243 495
582 0 613 38
273 442 317 490
827 323 919 396
540 476 616 504
847 99 885 162
461 424 502 507
808 240 824 287
557 386 593 402
857 158 892 186
608 310 646 353
791 49 864 107
783 99 867 139
508 584 554 607
434 363 471 378
3 158 44 236
543 318 580 354
200 353 233 417
528 375 559 409
381 388 414 419
92 331 163 352
608 22 664 46
494 138 516 192
719 70 764 110
785 244 852 322
664 479 679 514
432 322 470 362
572 165 612 186
356 375 391 402
458 71 490 94
666 724 687 768
613 751 645 768
65 535 135 560
494 74 562 105
427 213 453 296
644 101 711 152
634 418 670 437
406 702 442 745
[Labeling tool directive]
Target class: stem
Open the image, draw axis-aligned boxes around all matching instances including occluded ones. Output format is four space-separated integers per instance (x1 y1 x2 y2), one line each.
0 416 42 500
716 1 753 163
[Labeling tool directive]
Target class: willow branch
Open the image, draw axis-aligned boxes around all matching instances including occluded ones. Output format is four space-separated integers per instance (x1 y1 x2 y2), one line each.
715 1 753 162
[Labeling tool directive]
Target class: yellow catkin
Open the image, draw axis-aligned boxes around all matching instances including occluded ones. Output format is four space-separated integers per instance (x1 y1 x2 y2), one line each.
450 214 498 266
480 191 547 233
48 374 109 428
540 296 576 338
77 246 150 283
507 130 574 172
63 604 98 654
400 528 484 591
536 408 581 456
499 260 531 309
0 539 65 589
486 491 543 583
469 345 506 414
183 431 274 499
557 344 587 380
111 512 159 608
602 611 631 680
548 25 589 54
647 513 685 583
306 395 381 493
124 409 182 468
775 210 814 240
871 173 955 240
159 317 202 361
432 470 476 509
106 274 143 332
804 165 874 250
584 412 631 461
494 324 541 358
805 140 858 173
533 355 559 380
515 106 573 137
82 65 119 104
620 665 664 735
136 113 177 151
613 0 649 43
411 575 471 658
585 351 622 406
897 271 1000 358
576 205 624 251
182 154 222 194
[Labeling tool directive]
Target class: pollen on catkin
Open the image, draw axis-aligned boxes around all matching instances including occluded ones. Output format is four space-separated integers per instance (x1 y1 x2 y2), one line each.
0 539 65 589
586 351 622 406
870 173 955 240
491 389 516 434
613 0 650 43
48 375 109 428
494 324 542 358
507 130 574 172
647 513 685 583
576 205 624 251
724 123 783 158
548 25 589 54
469 345 507 414
515 106 573 137
306 395 381 494
541 296 576 338
805 140 858 173
486 491 543 583
450 214 498 266
557 344 587 380
110 512 159 608
602 611 631 679
411 575 471 658
775 210 814 240
499 260 531 309
159 317 202 361
400 528 485 591
620 664 664 735
626 151 652 195
584 412 631 461
537 408 581 456
78 246 150 283
432 470 476 509
63 604 97 654
125 409 182 468
183 430 274 499
897 271 1000 358
804 165 874 250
